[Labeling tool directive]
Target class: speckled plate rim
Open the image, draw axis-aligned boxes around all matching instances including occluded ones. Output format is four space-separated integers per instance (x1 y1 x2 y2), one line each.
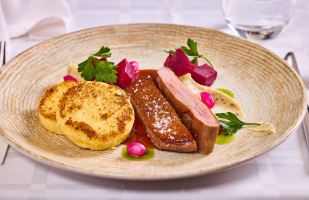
0 23 307 180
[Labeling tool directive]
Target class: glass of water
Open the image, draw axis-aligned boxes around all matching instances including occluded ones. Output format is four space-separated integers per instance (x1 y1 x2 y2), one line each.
222 0 295 40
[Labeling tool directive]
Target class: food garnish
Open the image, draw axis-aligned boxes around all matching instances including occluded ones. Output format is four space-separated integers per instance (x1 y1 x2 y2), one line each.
164 48 195 76
122 146 155 161
191 63 217 87
164 38 213 68
127 142 146 157
217 88 234 98
78 46 118 83
245 123 276 137
216 133 235 145
215 112 260 135
67 62 85 81
179 73 245 119
164 38 217 86
129 61 139 74
115 58 136 89
63 75 77 82
199 92 215 109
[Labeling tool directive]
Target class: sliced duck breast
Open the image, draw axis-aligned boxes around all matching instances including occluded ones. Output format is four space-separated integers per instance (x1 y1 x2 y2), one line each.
125 76 197 152
157 67 220 154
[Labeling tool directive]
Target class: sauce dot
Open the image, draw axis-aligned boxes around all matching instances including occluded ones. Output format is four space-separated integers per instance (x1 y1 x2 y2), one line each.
127 142 146 157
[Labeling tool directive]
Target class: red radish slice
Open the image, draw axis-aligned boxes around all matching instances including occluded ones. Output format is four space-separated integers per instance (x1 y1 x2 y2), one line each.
200 92 215 109
63 75 77 82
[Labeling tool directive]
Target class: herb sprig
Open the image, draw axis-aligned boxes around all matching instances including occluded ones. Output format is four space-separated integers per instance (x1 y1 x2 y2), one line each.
215 112 260 135
164 39 214 68
78 46 118 83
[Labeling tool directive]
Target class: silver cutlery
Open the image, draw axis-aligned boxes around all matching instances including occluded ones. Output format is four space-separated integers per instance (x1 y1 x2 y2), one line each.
284 52 309 152
0 41 9 166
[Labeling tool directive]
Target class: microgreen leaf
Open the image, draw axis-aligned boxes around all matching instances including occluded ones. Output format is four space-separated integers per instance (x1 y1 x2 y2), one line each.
215 112 260 135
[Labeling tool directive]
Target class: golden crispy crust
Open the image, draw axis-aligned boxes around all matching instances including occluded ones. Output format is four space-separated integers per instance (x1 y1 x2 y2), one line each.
39 80 76 120
39 85 58 121
57 81 134 141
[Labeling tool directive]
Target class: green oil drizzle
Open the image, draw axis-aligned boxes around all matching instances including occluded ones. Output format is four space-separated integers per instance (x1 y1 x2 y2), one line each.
217 88 234 98
122 146 155 161
216 133 235 145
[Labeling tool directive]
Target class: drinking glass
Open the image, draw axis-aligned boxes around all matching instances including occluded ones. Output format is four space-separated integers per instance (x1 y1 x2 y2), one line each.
222 0 295 40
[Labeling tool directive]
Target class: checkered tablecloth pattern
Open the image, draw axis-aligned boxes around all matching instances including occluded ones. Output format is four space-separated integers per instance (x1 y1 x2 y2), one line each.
1 0 309 199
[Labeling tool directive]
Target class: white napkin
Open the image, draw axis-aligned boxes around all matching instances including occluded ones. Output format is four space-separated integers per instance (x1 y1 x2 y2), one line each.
0 0 72 57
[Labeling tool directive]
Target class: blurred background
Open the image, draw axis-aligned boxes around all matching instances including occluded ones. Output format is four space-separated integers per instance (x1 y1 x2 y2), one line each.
2 0 308 96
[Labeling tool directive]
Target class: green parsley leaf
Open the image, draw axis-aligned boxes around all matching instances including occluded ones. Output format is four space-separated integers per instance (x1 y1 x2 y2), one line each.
164 50 176 54
78 58 94 81
78 46 118 83
187 39 198 55
92 58 118 83
180 46 192 55
164 38 214 68
215 112 260 135
93 46 111 58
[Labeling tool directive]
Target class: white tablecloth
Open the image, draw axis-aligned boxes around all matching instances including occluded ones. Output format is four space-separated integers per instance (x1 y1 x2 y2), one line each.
1 0 309 199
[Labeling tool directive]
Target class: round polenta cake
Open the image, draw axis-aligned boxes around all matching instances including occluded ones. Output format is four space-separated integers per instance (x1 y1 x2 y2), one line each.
56 81 134 150
39 80 76 134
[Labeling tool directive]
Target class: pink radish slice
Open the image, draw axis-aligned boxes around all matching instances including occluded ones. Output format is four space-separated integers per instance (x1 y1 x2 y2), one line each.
127 142 146 157
200 92 215 109
63 75 77 82
129 61 139 73
115 58 136 89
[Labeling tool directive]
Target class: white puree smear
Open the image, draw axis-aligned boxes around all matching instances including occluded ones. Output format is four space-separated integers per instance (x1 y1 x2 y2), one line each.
179 73 245 119
67 62 85 81
244 123 276 137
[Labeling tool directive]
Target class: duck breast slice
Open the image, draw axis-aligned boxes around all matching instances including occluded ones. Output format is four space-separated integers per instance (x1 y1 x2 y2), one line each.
125 76 197 152
157 67 220 154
